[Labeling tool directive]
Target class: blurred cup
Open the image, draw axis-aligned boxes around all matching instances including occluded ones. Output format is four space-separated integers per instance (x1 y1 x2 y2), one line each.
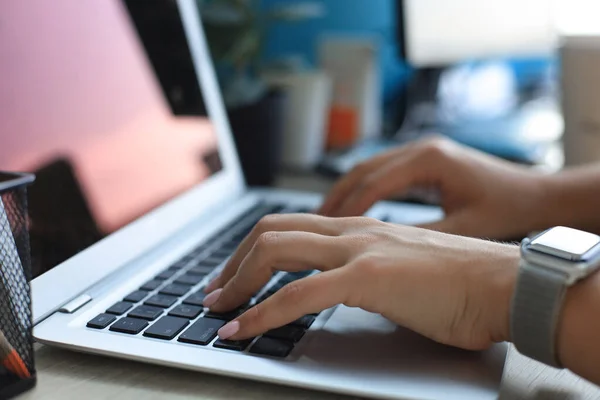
561 36 600 166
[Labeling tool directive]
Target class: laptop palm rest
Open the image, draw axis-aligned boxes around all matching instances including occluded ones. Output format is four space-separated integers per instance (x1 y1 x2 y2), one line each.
300 306 506 396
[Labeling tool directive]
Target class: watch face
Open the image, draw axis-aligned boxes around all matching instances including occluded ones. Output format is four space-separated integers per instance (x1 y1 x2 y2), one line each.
530 227 600 261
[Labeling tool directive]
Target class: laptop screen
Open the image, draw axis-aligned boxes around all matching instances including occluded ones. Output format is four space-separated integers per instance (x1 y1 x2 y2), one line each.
0 0 222 276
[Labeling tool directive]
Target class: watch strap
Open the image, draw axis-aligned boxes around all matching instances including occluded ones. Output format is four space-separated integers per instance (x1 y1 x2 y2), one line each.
510 259 567 368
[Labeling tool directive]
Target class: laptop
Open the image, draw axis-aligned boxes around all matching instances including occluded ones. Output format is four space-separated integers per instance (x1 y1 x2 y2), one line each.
5 1 507 398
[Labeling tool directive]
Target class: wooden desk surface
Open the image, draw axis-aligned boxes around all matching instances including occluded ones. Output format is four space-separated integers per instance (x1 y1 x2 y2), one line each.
18 345 600 400
19 173 600 399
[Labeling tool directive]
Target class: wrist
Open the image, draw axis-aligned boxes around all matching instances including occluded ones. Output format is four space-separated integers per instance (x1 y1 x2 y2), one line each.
536 170 597 232
487 244 520 344
468 243 520 345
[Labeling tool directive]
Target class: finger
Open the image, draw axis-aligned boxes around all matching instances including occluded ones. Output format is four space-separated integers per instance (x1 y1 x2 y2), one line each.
206 231 349 312
318 149 403 216
205 214 345 293
335 153 426 217
217 268 354 341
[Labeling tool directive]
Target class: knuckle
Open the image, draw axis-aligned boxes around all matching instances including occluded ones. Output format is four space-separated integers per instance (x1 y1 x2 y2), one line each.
352 160 372 175
280 282 303 303
419 137 451 157
256 231 280 249
255 214 282 233
248 303 264 321
341 216 383 233
351 255 385 277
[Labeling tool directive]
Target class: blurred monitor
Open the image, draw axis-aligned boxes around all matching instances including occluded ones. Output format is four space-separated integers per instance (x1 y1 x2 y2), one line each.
401 0 557 67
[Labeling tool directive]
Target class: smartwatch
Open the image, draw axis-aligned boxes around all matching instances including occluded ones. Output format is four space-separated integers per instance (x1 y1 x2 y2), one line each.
511 226 600 367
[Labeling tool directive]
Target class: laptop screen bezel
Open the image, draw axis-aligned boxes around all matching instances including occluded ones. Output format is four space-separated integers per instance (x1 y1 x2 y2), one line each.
31 0 247 324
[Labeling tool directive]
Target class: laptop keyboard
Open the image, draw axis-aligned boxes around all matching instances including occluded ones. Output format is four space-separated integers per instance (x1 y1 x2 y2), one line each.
87 203 318 359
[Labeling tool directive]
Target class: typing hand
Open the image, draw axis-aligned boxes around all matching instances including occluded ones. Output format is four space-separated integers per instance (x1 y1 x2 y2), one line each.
319 137 548 240
203 214 519 351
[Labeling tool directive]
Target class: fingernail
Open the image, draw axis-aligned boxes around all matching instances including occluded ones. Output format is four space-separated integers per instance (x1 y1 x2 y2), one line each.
218 321 240 340
202 288 222 308
204 277 219 293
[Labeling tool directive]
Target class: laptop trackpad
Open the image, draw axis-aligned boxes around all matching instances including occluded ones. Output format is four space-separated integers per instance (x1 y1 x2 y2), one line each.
301 306 506 386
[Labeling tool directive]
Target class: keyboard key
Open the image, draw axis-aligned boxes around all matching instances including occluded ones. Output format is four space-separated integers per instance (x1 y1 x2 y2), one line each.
87 313 116 329
124 290 149 303
169 304 203 319
143 316 189 340
106 301 134 316
188 266 214 276
140 279 162 291
213 338 254 352
145 294 178 308
175 274 204 286
178 318 226 345
249 337 294 358
290 315 316 329
169 258 191 270
217 243 238 254
208 248 232 259
200 257 225 267
264 326 305 343
204 304 247 321
160 283 191 297
155 269 177 280
128 305 163 321
182 291 206 306
109 317 148 334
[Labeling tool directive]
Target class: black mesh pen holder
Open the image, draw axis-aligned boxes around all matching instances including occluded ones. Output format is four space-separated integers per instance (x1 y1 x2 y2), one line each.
0 172 36 398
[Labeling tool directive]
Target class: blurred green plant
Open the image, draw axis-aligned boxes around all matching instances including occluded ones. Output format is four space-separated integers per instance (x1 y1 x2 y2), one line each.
199 0 324 108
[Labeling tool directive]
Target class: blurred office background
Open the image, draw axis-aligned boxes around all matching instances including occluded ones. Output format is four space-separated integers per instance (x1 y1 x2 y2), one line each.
3 0 600 276
199 0 600 182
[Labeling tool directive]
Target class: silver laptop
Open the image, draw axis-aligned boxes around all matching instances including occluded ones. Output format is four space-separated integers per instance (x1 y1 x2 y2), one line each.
28 1 507 398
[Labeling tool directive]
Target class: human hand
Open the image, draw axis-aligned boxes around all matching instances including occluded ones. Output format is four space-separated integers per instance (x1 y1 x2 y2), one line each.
204 214 519 350
319 137 549 240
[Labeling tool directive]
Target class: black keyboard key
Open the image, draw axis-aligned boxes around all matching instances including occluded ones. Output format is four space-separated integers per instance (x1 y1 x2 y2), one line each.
106 301 134 316
145 294 178 308
213 338 254 352
169 304 203 319
109 317 148 334
140 279 162 291
124 290 149 303
155 269 177 280
287 270 313 280
217 243 238 254
199 257 225 267
169 259 190 270
204 304 247 321
175 274 204 286
182 291 206 306
264 325 305 343
160 283 191 297
249 337 294 358
188 266 214 276
208 248 232 259
143 316 189 340
87 313 116 329
290 315 316 329
128 305 163 321
178 318 226 345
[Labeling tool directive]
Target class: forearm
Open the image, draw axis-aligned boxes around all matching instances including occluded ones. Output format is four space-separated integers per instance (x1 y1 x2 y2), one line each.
558 269 600 384
538 164 600 234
